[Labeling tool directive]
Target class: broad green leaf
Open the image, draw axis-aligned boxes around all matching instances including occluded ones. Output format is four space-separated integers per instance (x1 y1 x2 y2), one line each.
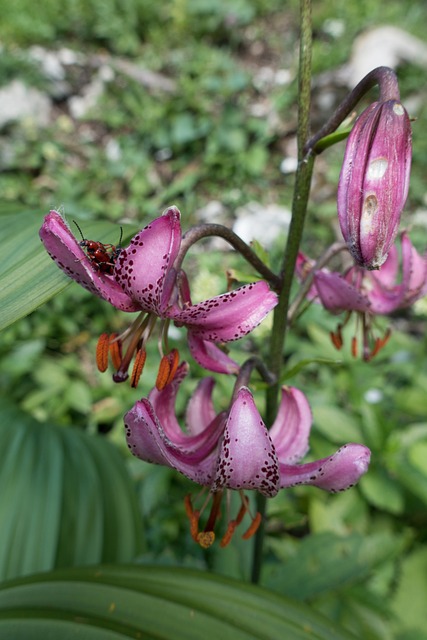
390 546 427 638
263 532 402 600
281 357 342 382
0 565 359 639
0 402 143 581
0 210 137 331
312 405 362 443
359 468 405 515
387 424 427 506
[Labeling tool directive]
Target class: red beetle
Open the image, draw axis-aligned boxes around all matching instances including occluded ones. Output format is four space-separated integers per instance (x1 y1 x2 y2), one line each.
73 220 122 275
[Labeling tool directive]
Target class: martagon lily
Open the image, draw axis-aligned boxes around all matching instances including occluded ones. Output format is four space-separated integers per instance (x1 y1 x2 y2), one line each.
125 362 371 547
40 208 278 386
296 232 427 360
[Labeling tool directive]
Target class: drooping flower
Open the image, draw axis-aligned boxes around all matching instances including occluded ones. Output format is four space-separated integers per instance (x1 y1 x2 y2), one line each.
338 99 412 269
40 208 278 385
297 232 427 360
124 364 371 547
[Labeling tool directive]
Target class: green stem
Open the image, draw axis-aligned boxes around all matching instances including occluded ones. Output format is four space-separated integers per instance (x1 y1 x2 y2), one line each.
251 0 314 585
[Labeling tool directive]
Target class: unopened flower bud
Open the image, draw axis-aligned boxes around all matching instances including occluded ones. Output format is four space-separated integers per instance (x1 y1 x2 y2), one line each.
338 100 412 269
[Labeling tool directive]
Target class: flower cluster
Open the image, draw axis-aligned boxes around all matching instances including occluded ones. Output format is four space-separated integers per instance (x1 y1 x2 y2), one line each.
40 204 372 546
124 363 370 547
297 232 427 360
40 208 278 386
41 67 422 548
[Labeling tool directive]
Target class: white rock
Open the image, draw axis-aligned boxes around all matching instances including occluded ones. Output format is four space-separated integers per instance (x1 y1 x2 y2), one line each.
349 25 427 85
0 80 52 128
233 202 291 247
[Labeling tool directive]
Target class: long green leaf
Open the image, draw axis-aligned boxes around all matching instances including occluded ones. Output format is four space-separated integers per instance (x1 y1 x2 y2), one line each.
0 210 137 331
0 566 359 639
0 402 143 581
263 531 403 600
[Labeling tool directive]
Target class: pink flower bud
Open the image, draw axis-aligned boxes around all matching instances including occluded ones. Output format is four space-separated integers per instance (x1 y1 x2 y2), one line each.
338 100 412 269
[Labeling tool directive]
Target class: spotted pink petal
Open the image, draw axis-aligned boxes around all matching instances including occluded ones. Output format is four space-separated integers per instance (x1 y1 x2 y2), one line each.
187 332 240 374
124 395 226 486
279 443 371 492
147 362 191 444
171 281 278 342
314 271 371 313
114 206 182 314
211 387 280 497
40 210 139 312
269 387 312 463
185 376 218 436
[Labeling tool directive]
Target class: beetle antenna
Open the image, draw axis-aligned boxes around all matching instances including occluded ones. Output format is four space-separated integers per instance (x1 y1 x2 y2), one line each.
73 220 85 241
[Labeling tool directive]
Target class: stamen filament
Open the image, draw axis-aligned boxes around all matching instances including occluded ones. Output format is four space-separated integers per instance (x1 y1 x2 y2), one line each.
113 313 156 383
204 492 223 533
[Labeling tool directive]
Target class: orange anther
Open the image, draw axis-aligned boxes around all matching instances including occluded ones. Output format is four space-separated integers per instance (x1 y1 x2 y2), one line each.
351 335 358 357
242 512 262 540
156 355 171 391
96 333 110 372
234 503 247 526
220 521 237 548
130 348 147 388
166 348 180 386
190 512 201 542
108 333 122 370
330 329 343 350
381 328 392 349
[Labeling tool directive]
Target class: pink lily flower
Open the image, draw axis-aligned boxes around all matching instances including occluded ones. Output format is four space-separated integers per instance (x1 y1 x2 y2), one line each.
125 363 371 547
40 208 278 385
297 232 427 360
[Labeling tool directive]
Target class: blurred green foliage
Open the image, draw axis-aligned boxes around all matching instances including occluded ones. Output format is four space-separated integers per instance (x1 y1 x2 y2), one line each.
1 0 427 638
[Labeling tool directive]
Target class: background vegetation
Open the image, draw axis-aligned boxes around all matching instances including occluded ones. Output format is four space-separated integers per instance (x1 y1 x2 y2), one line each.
1 0 427 638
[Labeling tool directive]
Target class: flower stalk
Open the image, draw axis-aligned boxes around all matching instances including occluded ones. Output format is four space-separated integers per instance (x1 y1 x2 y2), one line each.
253 0 314 585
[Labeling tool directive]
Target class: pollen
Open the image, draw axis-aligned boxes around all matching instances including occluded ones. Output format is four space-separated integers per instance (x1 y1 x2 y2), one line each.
197 531 215 549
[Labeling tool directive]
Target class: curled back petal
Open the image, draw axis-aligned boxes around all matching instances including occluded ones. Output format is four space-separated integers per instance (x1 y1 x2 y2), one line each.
269 387 312 464
185 376 218 436
211 387 280 497
279 443 371 492
124 397 226 486
114 206 182 314
314 271 371 313
187 332 240 375
40 211 138 312
147 362 190 443
400 232 427 304
365 233 427 314
171 281 278 342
